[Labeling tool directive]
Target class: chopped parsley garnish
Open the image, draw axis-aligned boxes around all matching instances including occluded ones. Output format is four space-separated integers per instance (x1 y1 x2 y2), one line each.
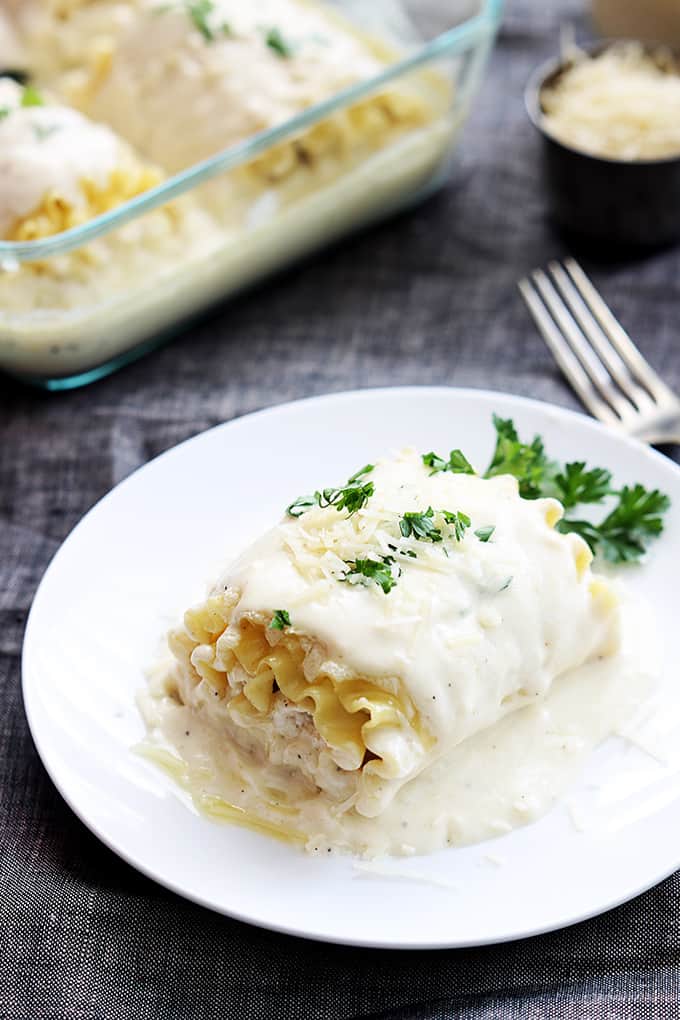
474 525 495 543
21 85 44 108
342 556 399 595
484 415 555 500
286 465 374 518
440 509 471 542
264 26 294 58
499 576 513 592
422 449 475 476
399 507 472 544
399 507 442 543
317 479 374 515
269 609 291 631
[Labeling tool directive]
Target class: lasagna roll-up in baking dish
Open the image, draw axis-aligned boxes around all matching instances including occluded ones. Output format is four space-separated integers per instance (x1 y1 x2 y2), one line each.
0 76 161 243
0 76 216 317
47 0 446 230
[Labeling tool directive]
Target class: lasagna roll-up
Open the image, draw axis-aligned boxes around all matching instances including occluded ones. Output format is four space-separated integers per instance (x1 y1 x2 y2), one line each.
0 77 218 320
58 0 443 228
0 76 162 242
161 449 620 820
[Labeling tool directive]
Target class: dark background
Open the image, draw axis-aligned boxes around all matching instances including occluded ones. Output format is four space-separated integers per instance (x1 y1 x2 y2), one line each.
2 1 680 1016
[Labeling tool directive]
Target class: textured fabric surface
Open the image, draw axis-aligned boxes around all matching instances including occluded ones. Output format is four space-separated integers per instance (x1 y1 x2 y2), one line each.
2 1 680 1017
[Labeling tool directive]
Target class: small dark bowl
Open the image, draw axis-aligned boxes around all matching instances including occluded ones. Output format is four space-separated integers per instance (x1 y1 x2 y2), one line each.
525 42 680 250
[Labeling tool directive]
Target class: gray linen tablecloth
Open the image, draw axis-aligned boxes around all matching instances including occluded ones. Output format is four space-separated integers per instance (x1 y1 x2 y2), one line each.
2 1 680 1016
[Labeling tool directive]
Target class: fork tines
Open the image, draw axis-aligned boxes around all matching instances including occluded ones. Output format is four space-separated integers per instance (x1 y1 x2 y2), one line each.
518 258 672 430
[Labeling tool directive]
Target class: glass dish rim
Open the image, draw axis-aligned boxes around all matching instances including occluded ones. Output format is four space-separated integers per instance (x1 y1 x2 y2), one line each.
1 0 503 264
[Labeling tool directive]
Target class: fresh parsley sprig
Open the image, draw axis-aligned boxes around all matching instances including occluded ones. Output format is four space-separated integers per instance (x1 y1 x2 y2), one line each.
489 418 670 562
341 556 399 594
485 416 669 563
559 485 670 563
552 462 612 509
420 415 670 564
484 415 555 500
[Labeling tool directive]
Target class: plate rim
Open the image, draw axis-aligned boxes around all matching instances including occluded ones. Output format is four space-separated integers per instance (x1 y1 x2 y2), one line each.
21 385 680 949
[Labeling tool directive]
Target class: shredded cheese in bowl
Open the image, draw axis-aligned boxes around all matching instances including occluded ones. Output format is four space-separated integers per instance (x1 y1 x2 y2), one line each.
540 42 680 162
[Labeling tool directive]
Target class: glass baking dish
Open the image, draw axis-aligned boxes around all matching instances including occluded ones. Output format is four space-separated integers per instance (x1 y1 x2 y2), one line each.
0 0 502 390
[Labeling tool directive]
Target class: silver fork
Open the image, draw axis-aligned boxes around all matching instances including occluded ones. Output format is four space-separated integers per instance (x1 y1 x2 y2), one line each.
518 257 680 446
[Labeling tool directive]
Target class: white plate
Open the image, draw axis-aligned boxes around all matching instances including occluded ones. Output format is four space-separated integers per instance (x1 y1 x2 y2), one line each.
23 387 680 949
